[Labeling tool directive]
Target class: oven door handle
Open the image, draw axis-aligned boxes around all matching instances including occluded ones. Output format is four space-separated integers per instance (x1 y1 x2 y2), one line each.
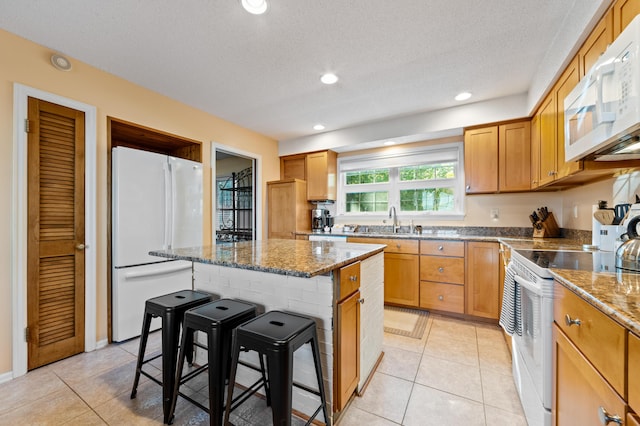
514 275 543 296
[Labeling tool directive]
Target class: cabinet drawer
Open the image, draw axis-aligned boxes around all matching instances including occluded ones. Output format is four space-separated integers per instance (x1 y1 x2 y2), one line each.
420 256 464 284
338 261 360 302
630 332 640 414
347 237 419 254
554 284 625 395
554 325 626 426
420 281 464 313
420 240 464 257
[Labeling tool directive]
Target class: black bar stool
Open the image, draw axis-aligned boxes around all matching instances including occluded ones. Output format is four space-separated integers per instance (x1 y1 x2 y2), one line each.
223 310 330 426
130 289 212 424
167 298 258 425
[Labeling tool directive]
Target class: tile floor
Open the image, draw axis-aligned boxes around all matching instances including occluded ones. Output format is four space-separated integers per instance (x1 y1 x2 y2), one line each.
0 314 526 425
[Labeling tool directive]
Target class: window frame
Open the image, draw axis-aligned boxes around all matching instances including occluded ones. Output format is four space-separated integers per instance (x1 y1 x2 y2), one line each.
336 142 465 220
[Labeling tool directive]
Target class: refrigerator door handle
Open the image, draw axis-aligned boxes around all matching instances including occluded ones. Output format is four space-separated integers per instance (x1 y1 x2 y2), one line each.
123 263 192 279
163 162 172 249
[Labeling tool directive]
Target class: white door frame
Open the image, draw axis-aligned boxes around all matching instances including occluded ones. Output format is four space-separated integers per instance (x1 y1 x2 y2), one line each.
11 83 98 378
211 142 262 242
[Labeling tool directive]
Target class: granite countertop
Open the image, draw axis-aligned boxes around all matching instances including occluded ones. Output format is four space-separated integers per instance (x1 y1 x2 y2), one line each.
340 231 504 242
550 269 640 336
150 239 386 278
499 238 590 251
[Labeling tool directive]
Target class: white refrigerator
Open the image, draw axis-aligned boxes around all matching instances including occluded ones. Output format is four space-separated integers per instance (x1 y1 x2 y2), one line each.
112 146 203 342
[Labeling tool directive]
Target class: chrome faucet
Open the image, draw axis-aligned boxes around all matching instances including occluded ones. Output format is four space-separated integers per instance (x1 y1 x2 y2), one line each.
388 206 399 233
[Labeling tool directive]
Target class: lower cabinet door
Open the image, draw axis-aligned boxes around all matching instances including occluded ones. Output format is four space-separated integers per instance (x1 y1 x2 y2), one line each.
384 253 419 307
336 290 360 412
553 325 626 426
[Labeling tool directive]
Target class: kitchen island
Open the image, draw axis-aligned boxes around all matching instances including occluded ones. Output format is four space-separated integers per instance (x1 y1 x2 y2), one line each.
150 239 386 424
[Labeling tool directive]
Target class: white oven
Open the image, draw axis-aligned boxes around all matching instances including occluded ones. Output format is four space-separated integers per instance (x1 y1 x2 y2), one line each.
507 251 555 426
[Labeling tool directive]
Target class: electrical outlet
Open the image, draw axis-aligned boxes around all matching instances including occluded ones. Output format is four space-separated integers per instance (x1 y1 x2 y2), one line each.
573 204 579 219
490 208 499 220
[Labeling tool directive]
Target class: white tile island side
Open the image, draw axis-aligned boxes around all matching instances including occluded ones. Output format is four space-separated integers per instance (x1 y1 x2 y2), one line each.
150 239 385 424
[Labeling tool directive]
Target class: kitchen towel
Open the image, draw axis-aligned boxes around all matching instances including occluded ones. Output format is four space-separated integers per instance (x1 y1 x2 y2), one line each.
499 263 522 336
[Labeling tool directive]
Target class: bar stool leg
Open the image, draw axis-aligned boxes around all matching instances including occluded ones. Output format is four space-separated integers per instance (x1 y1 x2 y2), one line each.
266 350 294 426
131 311 153 399
223 331 242 426
167 323 190 425
310 338 329 424
162 310 180 424
207 329 227 426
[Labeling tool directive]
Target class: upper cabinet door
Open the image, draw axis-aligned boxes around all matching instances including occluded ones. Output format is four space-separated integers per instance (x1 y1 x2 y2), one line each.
464 126 498 194
306 150 337 201
579 9 613 78
554 56 582 180
530 114 541 189
613 0 640 38
499 121 531 192
538 93 557 186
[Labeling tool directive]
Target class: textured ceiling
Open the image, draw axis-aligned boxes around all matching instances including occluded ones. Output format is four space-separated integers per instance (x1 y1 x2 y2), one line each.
0 0 601 142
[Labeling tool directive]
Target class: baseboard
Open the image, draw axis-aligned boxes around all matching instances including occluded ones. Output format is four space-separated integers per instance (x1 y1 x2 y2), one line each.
95 339 109 350
0 370 14 384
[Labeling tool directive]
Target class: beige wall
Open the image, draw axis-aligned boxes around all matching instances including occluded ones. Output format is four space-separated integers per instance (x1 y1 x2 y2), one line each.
0 29 280 375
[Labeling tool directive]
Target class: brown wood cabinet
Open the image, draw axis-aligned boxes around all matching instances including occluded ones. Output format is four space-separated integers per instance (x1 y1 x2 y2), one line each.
280 150 337 201
555 56 583 180
419 240 465 314
465 120 531 194
530 114 541 189
465 242 500 319
347 237 420 307
553 325 626 426
335 262 361 412
266 179 312 239
630 332 640 415
538 93 557 186
499 121 531 192
464 126 498 194
613 0 640 38
579 9 613 78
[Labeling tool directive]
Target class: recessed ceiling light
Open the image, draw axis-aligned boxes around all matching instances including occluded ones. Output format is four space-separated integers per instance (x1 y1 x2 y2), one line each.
313 124 325 131
50 53 72 71
320 73 338 85
241 0 268 14
455 92 472 101
384 141 396 146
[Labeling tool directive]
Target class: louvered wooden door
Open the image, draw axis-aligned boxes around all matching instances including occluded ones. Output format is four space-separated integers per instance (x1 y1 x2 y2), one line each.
27 97 85 369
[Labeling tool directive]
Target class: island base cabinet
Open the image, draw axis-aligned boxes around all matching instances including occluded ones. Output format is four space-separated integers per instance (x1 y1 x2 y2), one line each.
384 253 419 307
553 325 626 426
335 290 360 412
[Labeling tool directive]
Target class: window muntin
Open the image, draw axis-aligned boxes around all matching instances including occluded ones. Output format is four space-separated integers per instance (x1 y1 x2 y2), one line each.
337 143 464 217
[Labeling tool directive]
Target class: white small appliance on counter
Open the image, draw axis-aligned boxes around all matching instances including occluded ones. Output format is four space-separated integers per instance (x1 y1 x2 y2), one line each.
565 15 640 162
112 147 203 341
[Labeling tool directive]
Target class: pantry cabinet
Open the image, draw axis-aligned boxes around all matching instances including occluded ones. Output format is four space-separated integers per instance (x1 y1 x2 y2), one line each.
280 150 337 201
613 0 640 38
267 179 313 239
465 242 500 319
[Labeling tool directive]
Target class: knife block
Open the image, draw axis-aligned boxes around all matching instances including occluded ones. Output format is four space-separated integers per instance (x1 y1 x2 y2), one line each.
533 212 561 238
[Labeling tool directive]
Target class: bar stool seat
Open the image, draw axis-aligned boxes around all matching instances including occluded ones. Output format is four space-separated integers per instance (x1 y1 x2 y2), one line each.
223 310 329 426
167 298 257 425
130 289 212 424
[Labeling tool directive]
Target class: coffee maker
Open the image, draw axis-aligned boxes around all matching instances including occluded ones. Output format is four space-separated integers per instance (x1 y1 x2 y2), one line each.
311 208 329 233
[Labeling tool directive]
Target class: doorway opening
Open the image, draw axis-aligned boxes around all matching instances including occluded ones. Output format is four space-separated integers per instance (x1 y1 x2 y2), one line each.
213 146 260 243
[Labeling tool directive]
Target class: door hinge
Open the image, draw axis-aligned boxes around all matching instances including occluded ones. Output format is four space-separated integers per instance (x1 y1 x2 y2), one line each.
24 327 29 342
24 118 31 133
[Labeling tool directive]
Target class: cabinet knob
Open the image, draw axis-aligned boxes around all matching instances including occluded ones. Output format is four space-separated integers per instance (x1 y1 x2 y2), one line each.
349 276 358 282
438 295 444 301
598 406 622 425
565 314 582 327
396 244 401 249
532 180 538 184
358 298 365 304
438 267 444 273
466 185 471 191
438 245 444 251
76 243 87 250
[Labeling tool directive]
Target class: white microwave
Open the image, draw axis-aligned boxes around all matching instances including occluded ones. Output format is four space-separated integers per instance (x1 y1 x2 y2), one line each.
564 14 640 162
